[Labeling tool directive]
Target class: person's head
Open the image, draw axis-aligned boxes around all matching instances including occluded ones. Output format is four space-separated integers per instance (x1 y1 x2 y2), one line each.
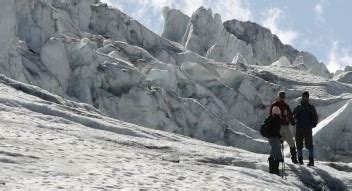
272 106 281 116
277 91 286 101
302 91 309 102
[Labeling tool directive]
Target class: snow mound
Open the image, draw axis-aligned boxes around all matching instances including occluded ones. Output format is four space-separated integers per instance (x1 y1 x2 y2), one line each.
232 52 248 65
314 100 352 162
334 71 352 84
345 65 352 72
271 56 293 67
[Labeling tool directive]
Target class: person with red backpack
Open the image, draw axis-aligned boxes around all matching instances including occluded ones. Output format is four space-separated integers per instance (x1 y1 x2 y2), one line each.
270 91 299 164
262 106 284 175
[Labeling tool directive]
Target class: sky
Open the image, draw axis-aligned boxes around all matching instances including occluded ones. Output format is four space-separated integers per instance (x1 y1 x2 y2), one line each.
101 0 352 73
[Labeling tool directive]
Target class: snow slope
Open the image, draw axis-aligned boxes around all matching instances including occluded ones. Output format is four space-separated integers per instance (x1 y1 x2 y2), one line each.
313 100 352 162
334 71 352 84
0 75 351 190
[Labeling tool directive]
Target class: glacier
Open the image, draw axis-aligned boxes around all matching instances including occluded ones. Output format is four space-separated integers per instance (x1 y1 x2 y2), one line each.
0 0 351 189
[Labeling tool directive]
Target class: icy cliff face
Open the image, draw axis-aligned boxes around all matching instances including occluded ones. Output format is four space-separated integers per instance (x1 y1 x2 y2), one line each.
221 18 330 78
181 7 255 64
162 7 331 78
0 0 27 82
161 7 189 43
1 0 352 160
0 0 269 153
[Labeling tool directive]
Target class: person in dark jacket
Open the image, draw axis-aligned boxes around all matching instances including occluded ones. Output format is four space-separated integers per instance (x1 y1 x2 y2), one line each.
270 91 298 164
293 91 318 166
265 106 284 175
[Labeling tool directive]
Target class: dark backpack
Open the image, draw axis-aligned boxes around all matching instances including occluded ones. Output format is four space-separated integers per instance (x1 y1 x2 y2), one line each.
309 105 318 127
294 103 318 128
260 116 271 137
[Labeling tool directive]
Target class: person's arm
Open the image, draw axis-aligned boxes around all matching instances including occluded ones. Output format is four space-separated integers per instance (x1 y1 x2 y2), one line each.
277 131 282 139
311 105 318 127
263 115 271 124
276 124 283 139
287 104 296 126
293 106 298 120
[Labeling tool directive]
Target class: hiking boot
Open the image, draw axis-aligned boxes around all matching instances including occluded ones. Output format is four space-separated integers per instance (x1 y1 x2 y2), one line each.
268 157 275 174
298 157 304 165
307 158 314 166
273 159 280 176
268 157 280 175
290 147 298 164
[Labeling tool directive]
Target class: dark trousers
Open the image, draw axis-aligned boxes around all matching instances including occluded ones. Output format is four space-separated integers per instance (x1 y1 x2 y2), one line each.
296 128 314 159
296 128 313 149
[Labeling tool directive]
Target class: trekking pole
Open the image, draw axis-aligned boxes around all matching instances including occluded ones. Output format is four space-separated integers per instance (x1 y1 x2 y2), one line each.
283 143 287 179
281 143 286 179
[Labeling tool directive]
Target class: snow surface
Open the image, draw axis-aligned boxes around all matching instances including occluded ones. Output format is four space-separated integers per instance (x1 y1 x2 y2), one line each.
0 77 351 190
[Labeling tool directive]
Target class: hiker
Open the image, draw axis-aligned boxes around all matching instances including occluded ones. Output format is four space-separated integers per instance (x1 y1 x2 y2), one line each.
293 91 318 166
264 106 284 175
270 91 298 164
